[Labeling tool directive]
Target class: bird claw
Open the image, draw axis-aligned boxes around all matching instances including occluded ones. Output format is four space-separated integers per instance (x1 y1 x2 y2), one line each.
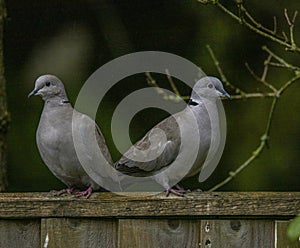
165 188 185 197
175 184 191 193
75 186 93 198
51 187 74 196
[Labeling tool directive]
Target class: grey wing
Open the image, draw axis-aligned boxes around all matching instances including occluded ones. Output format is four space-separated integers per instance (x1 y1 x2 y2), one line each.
73 111 118 184
115 115 181 176
95 125 113 165
74 111 112 164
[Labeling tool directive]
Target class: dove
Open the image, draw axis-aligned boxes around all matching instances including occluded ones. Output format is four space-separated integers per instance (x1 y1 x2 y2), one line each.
115 76 229 196
28 74 113 198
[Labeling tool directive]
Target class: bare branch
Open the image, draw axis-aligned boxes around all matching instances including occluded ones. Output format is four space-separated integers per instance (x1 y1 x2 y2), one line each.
209 96 278 192
278 75 300 96
262 46 300 74
268 62 300 72
245 62 277 92
197 1 300 192
145 72 189 101
284 9 298 51
282 31 289 42
241 4 277 35
284 8 292 26
261 54 272 82
262 46 291 68
206 45 245 94
292 10 298 23
165 69 181 96
198 1 300 52
208 47 300 191
229 92 276 99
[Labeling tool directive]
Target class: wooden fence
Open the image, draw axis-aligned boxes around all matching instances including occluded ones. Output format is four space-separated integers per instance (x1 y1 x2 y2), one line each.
0 192 299 248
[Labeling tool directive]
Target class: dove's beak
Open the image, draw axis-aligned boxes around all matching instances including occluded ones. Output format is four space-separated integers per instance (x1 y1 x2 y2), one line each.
219 89 230 99
28 89 38 98
222 91 231 99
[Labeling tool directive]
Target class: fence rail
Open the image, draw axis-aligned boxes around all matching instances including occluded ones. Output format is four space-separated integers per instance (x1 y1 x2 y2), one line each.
0 192 299 247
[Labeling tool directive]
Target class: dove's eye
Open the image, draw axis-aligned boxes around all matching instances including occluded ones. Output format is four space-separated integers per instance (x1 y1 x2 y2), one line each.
45 82 51 87
208 84 213 88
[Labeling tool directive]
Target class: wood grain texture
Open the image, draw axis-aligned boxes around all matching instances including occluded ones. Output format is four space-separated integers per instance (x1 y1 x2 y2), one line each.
276 220 300 248
41 218 117 248
0 219 40 248
118 219 201 248
0 192 299 218
200 219 275 248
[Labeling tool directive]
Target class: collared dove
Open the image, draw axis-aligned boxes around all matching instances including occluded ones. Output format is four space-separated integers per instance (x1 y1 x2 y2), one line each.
28 74 113 198
115 76 230 196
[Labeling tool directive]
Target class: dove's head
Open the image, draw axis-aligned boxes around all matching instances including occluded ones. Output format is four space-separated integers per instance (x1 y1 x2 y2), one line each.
190 76 230 103
28 74 68 101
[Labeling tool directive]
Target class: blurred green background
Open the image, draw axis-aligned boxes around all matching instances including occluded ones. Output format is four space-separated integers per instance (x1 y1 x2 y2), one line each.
4 0 300 192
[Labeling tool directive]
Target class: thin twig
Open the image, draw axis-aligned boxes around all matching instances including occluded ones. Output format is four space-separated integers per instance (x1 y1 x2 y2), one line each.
145 72 189 101
206 45 245 94
284 8 292 26
165 69 181 96
262 54 273 81
209 97 278 192
263 46 300 73
262 46 291 67
241 4 277 35
145 72 171 98
265 97 279 138
284 9 298 51
203 1 300 52
278 75 300 96
196 1 300 192
245 62 277 92
292 10 298 23
229 92 276 99
282 31 289 42
208 139 265 192
268 62 300 72
209 53 300 191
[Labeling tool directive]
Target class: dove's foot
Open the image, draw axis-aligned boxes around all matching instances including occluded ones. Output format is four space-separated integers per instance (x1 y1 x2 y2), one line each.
165 187 185 197
51 187 74 196
175 184 191 193
75 186 93 198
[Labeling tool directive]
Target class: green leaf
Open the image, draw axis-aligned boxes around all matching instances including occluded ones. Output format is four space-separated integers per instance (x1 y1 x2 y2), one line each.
287 215 300 242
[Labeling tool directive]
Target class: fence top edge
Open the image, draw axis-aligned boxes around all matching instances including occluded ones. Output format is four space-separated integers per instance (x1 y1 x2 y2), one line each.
0 191 300 201
0 192 299 218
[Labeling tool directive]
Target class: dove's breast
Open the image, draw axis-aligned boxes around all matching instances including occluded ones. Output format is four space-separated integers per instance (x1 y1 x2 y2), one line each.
36 105 88 187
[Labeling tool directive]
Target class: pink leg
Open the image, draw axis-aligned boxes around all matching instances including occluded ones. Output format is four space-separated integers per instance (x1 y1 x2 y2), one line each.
75 186 93 198
175 184 191 193
165 187 185 197
175 184 186 193
51 187 74 196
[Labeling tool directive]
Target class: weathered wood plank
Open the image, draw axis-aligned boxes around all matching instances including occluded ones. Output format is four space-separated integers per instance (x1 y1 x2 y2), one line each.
0 192 299 218
276 220 300 248
200 219 275 248
41 218 117 248
0 219 40 248
118 219 201 248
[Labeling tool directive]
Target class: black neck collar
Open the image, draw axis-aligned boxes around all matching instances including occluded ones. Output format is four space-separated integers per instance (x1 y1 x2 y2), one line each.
188 99 199 106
